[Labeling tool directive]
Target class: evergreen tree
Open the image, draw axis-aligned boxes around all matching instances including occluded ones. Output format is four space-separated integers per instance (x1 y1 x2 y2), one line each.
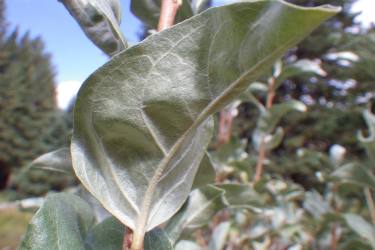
0 0 69 190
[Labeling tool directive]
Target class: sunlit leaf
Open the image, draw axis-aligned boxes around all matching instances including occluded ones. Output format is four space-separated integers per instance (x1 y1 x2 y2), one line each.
71 1 339 245
59 0 127 56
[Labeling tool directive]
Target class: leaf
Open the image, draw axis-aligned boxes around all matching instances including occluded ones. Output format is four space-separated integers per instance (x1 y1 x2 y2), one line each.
344 213 375 248
71 1 339 245
208 222 231 250
165 185 225 244
191 0 211 14
85 217 125 250
358 109 375 164
218 183 266 210
257 100 307 134
29 147 73 175
175 240 202 250
144 228 174 250
275 59 326 88
131 0 193 29
192 154 216 189
20 193 95 250
252 127 284 151
59 0 127 56
331 163 375 191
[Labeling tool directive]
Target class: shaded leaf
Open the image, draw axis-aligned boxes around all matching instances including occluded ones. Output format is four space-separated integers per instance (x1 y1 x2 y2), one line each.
344 213 375 248
331 163 375 191
29 147 73 175
208 222 231 250
20 193 95 250
144 228 174 250
85 217 125 250
59 0 127 56
192 154 216 189
71 0 339 244
252 127 284 151
165 185 225 244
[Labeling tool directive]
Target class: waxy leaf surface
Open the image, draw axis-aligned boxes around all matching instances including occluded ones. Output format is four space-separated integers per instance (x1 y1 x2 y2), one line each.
71 0 339 240
20 193 95 250
59 0 127 56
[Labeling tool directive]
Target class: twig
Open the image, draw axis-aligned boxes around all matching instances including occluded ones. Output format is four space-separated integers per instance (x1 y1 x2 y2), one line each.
123 227 133 250
157 0 183 31
253 77 276 183
364 187 375 225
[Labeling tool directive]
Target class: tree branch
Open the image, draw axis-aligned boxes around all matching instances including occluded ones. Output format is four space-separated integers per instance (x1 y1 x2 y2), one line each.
157 0 183 32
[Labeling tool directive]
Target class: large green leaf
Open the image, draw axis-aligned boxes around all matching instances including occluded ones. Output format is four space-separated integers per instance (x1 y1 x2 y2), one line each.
71 0 339 245
59 0 127 56
20 193 95 250
165 185 225 244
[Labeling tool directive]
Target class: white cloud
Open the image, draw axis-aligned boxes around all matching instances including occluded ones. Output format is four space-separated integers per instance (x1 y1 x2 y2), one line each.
56 80 82 110
352 0 375 27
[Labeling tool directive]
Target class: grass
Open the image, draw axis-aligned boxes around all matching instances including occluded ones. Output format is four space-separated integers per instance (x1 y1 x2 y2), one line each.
0 208 33 250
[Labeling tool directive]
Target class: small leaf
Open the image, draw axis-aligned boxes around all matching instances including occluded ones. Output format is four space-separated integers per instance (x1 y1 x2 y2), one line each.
331 163 375 191
218 183 266 210
144 228 174 250
59 0 127 56
29 147 73 175
276 59 326 88
20 193 95 250
165 185 225 244
85 217 125 250
358 109 375 164
252 127 284 151
175 240 202 250
208 222 231 250
344 213 375 248
71 1 339 245
257 100 307 134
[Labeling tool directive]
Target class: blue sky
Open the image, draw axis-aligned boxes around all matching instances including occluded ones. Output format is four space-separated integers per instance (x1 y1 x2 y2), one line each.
6 0 143 84
5 0 374 108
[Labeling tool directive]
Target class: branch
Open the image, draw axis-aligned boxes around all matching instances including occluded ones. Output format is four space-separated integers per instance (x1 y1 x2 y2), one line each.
157 0 183 31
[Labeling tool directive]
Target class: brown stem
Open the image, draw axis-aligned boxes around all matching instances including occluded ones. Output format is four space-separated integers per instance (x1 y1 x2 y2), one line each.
123 227 133 250
330 223 338 250
253 78 276 183
217 108 235 146
157 0 182 32
364 187 375 225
